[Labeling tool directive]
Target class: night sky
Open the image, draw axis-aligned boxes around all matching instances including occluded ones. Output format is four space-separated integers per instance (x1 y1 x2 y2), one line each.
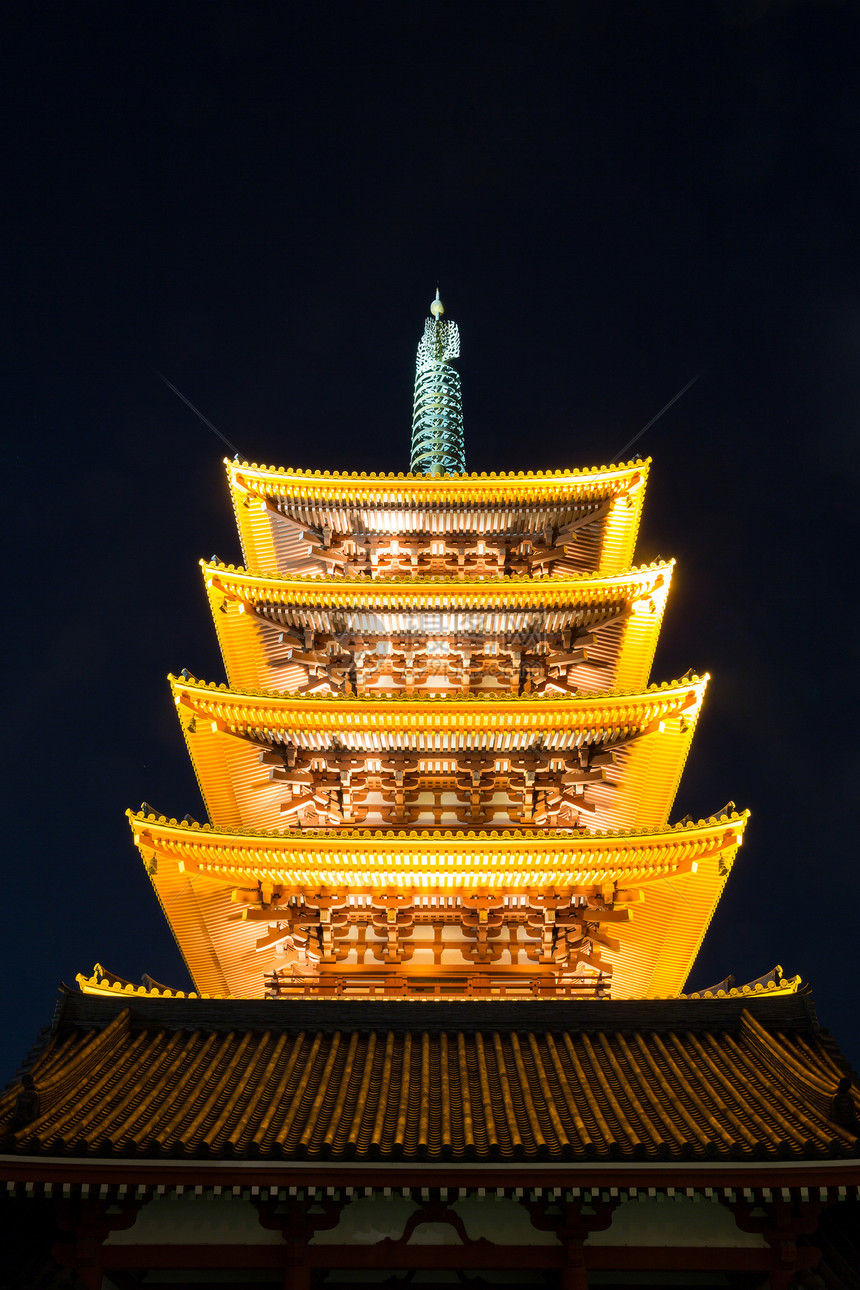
3 1 859 1081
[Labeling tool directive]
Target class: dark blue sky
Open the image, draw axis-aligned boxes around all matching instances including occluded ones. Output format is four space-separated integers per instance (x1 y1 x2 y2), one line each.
3 0 859 1079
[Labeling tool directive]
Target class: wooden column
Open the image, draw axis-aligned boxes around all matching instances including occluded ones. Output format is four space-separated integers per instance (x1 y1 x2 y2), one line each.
254 1192 344 1290
525 1195 618 1290
281 1239 312 1290
558 1240 588 1290
726 1198 829 1290
72 1252 102 1290
52 1199 142 1290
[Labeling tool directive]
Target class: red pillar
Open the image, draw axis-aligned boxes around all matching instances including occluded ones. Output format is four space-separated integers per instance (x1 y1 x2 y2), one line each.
726 1197 827 1290
559 1241 589 1290
282 1264 311 1290
53 1198 141 1290
255 1192 342 1289
73 1260 103 1290
280 1235 311 1290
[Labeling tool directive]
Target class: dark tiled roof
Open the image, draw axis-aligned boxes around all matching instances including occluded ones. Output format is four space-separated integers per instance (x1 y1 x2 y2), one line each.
56 986 822 1036
0 991 854 1163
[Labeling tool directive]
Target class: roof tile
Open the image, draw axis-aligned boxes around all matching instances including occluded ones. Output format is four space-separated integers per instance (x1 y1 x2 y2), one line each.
3 994 855 1164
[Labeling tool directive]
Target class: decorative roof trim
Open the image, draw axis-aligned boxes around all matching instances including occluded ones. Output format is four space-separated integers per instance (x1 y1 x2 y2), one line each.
227 459 650 504
680 976 802 1001
74 966 799 1006
201 559 674 607
129 808 747 851
75 970 208 1001
170 673 707 721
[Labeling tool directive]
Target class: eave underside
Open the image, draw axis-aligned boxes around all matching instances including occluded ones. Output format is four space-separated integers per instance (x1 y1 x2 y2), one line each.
228 462 648 578
130 814 745 1001
171 677 705 837
203 564 672 697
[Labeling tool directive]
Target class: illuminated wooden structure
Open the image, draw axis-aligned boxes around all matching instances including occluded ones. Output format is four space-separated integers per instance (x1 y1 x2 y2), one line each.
2 299 859 1289
105 452 747 1005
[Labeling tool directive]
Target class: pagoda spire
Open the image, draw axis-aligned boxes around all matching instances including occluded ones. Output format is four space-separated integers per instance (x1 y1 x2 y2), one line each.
409 289 466 475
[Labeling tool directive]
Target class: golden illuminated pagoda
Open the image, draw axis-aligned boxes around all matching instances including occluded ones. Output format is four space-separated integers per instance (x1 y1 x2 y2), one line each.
6 295 859 1290
102 293 748 1006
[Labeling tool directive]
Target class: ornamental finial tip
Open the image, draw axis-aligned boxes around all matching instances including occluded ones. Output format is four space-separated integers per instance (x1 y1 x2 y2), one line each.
430 288 445 320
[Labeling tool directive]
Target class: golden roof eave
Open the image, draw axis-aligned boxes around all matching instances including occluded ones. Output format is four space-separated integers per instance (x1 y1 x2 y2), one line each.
228 460 650 578
128 810 748 1001
171 672 707 730
129 809 747 862
680 974 802 1001
75 971 209 1000
201 558 674 608
203 561 674 697
170 674 707 836
227 457 650 505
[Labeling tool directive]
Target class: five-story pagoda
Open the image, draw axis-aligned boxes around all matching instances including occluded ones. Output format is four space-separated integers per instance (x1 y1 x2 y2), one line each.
108 292 747 1005
7 295 860 1290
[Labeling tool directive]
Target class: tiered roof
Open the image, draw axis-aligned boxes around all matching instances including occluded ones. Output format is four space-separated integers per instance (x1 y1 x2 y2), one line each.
117 447 750 1002
227 460 649 577
5 309 855 1290
129 808 745 1000
7 312 856 1290
171 674 706 833
115 436 752 1005
202 559 673 696
3 990 855 1164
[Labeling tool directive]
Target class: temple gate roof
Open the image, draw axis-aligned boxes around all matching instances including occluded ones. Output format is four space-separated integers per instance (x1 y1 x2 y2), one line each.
2 989 855 1165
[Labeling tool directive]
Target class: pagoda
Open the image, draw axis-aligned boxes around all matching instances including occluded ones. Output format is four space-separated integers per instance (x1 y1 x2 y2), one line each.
107 289 744 1006
2 295 859 1290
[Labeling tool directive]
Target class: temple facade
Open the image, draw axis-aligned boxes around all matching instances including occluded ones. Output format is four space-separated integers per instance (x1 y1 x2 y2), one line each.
1 297 858 1289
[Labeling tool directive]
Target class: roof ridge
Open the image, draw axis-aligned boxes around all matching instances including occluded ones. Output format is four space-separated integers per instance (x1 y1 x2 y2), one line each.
740 1008 842 1099
227 460 651 483
201 558 675 584
127 807 749 839
169 673 709 705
